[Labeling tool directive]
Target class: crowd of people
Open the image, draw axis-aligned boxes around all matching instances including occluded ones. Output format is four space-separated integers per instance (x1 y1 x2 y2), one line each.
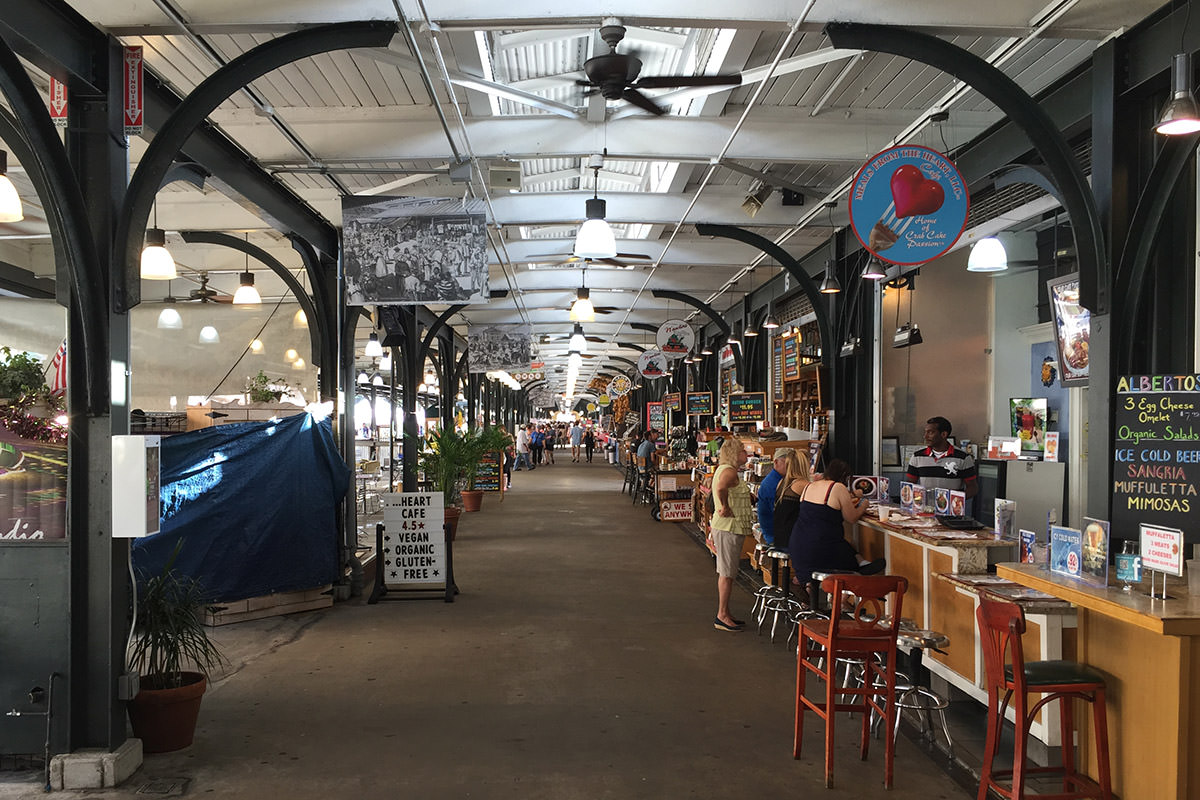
493 420 607 490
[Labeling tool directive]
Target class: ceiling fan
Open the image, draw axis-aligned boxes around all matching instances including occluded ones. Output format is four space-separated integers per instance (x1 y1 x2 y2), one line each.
184 271 233 303
525 254 650 270
577 19 742 116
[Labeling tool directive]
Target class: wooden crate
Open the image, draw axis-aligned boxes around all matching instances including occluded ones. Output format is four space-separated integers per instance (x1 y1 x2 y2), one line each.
204 585 332 626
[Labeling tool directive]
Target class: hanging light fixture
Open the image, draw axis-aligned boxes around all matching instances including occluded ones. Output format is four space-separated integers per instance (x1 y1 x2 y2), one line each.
743 315 759 337
569 323 588 353
819 260 842 294
292 357 306 370
966 237 1008 272
364 332 383 358
293 308 308 328
701 340 713 355
357 371 369 384
0 150 23 223
249 339 264 354
1156 53 1200 135
570 287 595 323
727 323 742 346
156 282 182 330
284 348 299 362
379 353 392 372
574 158 617 259
140 229 176 280
198 325 220 344
233 272 261 306
862 255 889 280
762 301 780 330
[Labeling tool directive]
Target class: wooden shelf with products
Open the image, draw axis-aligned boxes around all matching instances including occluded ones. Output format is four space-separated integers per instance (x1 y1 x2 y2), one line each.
774 363 826 433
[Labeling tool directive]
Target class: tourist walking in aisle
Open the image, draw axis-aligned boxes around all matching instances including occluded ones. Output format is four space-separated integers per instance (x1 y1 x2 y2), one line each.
570 421 584 461
583 426 595 462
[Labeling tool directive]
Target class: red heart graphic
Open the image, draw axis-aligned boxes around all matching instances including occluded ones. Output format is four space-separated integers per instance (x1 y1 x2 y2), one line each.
890 164 945 218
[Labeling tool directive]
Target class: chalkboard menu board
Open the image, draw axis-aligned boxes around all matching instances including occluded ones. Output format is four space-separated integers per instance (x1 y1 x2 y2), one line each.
475 451 503 493
729 392 766 423
662 392 682 412
772 337 784 402
783 336 800 381
686 391 713 415
646 401 665 432
1113 374 1200 543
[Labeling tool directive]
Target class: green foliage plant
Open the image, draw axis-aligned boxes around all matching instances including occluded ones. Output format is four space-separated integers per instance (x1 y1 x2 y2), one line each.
0 347 47 399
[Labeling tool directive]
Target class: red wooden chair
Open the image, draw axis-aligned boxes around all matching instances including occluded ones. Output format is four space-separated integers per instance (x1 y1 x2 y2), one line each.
794 573 908 789
975 595 1112 800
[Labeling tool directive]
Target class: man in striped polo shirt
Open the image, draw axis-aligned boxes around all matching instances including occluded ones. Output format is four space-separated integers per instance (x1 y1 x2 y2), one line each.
905 416 978 498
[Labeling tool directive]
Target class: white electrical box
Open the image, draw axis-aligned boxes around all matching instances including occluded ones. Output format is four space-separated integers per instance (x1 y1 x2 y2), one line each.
112 434 161 538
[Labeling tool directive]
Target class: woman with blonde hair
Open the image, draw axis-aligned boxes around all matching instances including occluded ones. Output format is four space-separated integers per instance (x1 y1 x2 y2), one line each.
772 449 811 550
710 438 754 631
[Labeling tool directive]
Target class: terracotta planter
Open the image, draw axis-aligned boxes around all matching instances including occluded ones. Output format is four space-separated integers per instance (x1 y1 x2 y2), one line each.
460 489 484 512
444 507 462 541
127 672 207 753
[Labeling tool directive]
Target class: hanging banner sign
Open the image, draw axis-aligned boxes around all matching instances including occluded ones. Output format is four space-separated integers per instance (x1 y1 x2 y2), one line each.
49 77 68 129
848 145 968 266
656 319 694 359
596 394 611 407
685 391 713 416
587 402 597 413
662 392 682 412
608 375 631 397
728 391 767 424
637 350 668 379
123 46 144 136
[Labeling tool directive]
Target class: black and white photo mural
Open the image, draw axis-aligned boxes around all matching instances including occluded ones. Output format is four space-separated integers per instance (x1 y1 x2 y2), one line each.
342 196 489 305
468 325 533 373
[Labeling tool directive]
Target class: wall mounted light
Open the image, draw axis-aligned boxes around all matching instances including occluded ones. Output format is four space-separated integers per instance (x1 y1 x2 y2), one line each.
1156 53 1200 135
0 150 23 223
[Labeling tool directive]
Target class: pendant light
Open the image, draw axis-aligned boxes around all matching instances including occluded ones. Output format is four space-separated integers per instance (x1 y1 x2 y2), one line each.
198 325 220 344
726 323 742 346
574 158 617 259
570 286 595 322
292 357 306 370
140 201 176 280
364 332 383 358
966 237 1008 272
743 315 759 337
569 323 588 353
250 339 264 354
233 237 262 306
1156 53 1200 135
0 150 23 222
819 260 842 294
293 309 308 328
862 256 888 280
762 301 780 330
285 348 299 362
700 340 713 356
156 282 183 330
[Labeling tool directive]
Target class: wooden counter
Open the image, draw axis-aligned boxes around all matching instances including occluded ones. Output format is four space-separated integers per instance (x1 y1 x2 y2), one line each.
999 563 1200 800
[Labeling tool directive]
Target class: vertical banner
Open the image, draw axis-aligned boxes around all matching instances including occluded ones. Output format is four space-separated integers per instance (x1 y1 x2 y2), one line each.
123 46 144 136
49 77 68 129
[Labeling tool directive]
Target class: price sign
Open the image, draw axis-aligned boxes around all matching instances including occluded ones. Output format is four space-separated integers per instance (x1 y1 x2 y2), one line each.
685 391 712 416
728 392 766 423
475 452 502 493
1140 523 1184 576
662 392 682 412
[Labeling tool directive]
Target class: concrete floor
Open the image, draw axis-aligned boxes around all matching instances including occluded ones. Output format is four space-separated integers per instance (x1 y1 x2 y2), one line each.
3 458 974 799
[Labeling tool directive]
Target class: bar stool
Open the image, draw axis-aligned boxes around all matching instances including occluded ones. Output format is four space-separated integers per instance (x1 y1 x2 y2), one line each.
794 574 909 789
631 456 654 506
621 457 638 495
760 548 804 642
976 595 1112 800
892 629 954 759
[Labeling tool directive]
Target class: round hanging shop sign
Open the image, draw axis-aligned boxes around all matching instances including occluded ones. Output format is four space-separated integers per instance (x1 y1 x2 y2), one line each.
596 394 611 407
587 403 597 412
848 145 969 266
608 374 632 397
655 319 694 359
637 350 669 379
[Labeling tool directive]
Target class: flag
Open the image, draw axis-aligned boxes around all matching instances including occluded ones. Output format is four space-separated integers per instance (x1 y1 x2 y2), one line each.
48 340 66 397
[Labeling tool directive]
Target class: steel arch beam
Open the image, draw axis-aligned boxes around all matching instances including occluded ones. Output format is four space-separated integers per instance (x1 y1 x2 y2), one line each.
825 22 1108 314
1113 133 1200 372
0 34 105 410
114 21 397 312
179 230 323 365
695 224 834 371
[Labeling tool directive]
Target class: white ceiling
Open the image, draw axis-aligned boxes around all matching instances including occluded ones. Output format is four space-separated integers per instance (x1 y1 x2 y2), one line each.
0 0 1166 396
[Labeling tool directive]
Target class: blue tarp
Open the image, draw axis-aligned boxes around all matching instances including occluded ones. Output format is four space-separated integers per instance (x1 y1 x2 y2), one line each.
132 413 350 603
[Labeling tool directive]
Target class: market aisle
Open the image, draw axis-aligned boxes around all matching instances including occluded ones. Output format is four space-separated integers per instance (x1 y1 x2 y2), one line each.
17 459 970 799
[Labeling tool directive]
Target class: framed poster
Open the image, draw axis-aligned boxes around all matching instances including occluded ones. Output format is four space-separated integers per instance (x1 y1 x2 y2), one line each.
685 391 713 416
1009 398 1048 453
1046 273 1090 387
880 436 901 467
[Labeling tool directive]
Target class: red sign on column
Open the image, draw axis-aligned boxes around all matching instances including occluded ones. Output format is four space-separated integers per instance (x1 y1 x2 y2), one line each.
49 77 68 129
123 46 144 136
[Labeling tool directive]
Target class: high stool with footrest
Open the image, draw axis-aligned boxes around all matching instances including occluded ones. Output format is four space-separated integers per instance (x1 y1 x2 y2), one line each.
975 594 1112 800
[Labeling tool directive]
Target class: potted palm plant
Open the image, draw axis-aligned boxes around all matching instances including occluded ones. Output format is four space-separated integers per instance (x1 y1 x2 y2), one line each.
459 426 510 512
126 543 225 753
419 426 471 539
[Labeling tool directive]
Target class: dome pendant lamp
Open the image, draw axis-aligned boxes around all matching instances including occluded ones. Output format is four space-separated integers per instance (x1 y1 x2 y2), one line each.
140 200 176 280
573 159 617 260
0 150 24 223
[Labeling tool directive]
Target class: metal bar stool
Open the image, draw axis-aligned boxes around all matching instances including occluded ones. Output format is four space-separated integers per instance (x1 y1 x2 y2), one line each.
976 595 1112 800
891 629 954 758
795 574 909 789
761 548 805 642
621 456 638 495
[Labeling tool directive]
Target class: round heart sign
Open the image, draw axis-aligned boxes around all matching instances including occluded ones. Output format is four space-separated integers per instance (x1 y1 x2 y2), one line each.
848 145 969 266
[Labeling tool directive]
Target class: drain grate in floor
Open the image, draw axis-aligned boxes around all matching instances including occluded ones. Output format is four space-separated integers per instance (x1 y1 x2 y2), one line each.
135 778 189 795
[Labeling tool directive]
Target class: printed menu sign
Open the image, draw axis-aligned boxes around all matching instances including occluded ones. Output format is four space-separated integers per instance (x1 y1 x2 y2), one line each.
646 401 665 433
728 392 766 424
381 492 446 585
685 391 713 416
782 336 800 381
1139 523 1184 576
1113 375 1200 543
662 392 682 413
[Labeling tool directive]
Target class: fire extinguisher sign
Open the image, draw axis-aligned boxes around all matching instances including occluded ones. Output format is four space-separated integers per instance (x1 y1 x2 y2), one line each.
49 78 68 129
123 46 144 137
